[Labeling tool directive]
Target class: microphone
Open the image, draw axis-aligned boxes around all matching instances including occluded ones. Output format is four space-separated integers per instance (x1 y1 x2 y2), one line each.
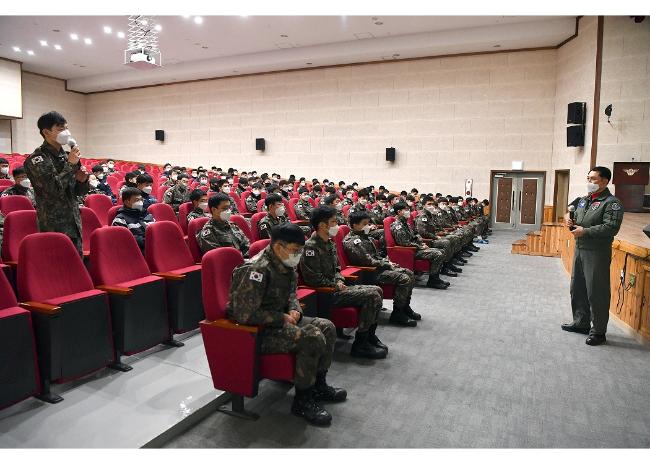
68 138 77 149
568 205 576 231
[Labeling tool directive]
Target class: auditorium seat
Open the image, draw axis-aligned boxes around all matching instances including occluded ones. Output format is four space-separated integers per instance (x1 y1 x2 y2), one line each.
287 198 309 225
0 270 40 410
178 201 193 235
0 195 35 216
107 205 121 226
200 247 295 419
229 191 250 218
230 214 253 242
106 176 119 193
84 194 113 226
1 210 38 267
79 207 103 258
187 216 210 263
145 221 204 334
147 203 183 234
256 199 266 212
89 227 172 370
383 216 429 273
18 232 114 403
250 212 267 242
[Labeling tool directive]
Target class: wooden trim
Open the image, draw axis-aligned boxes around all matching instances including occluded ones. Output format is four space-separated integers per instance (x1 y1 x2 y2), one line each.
152 271 186 281
556 16 582 48
299 286 336 293
552 169 571 222
201 318 260 334
20 301 62 315
22 70 65 82
590 16 604 167
96 285 134 296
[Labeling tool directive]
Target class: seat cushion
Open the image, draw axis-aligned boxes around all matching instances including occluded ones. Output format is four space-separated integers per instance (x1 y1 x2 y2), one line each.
341 267 360 278
296 288 316 300
380 283 395 300
43 289 106 306
117 275 164 289
330 306 359 328
168 264 202 275
414 259 430 273
260 353 295 382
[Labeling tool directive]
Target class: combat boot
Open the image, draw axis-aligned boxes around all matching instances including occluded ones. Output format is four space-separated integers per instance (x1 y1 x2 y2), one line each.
368 323 389 351
351 330 387 359
426 274 449 289
389 307 417 327
440 266 458 277
467 244 480 252
404 306 422 321
312 371 347 403
453 256 467 264
460 250 473 258
291 388 332 426
448 263 463 273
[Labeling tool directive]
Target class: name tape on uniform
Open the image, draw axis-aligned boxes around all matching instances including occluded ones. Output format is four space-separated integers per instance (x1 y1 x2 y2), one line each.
305 249 315 257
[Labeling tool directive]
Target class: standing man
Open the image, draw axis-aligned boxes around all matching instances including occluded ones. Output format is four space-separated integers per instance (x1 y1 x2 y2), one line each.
563 166 624 346
25 111 89 255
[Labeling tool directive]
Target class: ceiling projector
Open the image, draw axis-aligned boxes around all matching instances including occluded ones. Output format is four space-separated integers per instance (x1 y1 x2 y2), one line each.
124 48 162 70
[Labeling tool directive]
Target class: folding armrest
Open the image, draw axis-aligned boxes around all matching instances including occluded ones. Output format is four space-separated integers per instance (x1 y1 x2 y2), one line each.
95 285 134 296
291 220 310 226
153 271 186 281
4 260 17 267
204 318 260 334
20 301 62 315
300 286 336 293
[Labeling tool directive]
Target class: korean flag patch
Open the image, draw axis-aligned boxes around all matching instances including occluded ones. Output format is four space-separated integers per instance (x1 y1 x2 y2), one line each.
249 271 264 283
201 229 211 237
260 223 268 229
31 155 44 164
353 238 361 245
305 249 315 257
422 217 428 222
394 224 402 230
611 202 621 211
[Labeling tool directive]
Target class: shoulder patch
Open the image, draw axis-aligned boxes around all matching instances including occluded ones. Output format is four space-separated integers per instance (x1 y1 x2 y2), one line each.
259 223 268 229
31 155 44 164
394 224 402 230
578 200 587 208
611 202 621 211
305 249 315 257
421 217 428 222
353 238 361 245
249 271 264 283
201 229 211 237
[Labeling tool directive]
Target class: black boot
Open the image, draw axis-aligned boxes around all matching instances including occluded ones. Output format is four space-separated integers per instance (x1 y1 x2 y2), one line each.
351 330 387 359
448 263 462 273
426 274 449 289
404 306 422 321
453 256 467 265
312 371 347 403
389 307 417 327
467 244 480 252
460 250 473 258
368 323 390 350
440 266 458 277
291 388 332 426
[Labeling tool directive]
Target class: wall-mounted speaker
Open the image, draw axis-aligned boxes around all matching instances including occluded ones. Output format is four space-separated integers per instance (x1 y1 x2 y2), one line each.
567 125 585 147
567 102 586 125
386 147 395 162
155 130 165 142
256 138 265 151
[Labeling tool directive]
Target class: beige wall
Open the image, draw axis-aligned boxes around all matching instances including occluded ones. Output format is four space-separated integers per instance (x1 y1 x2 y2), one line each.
11 72 87 156
0 120 11 154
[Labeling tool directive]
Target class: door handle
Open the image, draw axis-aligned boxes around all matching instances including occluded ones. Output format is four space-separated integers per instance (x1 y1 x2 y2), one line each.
512 191 515 209
519 191 522 211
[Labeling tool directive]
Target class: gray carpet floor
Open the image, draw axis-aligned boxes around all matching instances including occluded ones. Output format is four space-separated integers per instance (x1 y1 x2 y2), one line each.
163 230 650 448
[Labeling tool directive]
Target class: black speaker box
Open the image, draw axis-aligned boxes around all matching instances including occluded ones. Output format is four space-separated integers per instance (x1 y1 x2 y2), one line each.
567 102 586 125
567 125 585 147
155 130 165 142
386 147 395 162
256 138 265 151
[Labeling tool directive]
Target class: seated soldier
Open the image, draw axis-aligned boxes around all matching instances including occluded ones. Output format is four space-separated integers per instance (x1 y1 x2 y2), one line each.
390 201 450 290
341 188 355 207
436 197 473 261
320 186 336 205
258 193 289 239
467 197 489 244
279 180 293 200
236 177 249 196
309 184 323 201
1 166 36 205
414 195 464 275
0 158 11 180
447 196 480 253
112 187 155 252
227 223 346 426
196 192 249 257
186 189 210 223
136 173 157 211
91 164 117 203
163 173 190 213
246 182 264 213
349 188 384 243
323 194 346 225
344 210 420 326
371 194 389 223
300 206 387 359
294 187 314 221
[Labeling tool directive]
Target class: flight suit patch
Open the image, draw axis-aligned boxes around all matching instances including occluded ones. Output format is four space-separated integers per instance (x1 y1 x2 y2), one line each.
578 200 586 208
421 217 428 222
611 202 621 211
201 229 211 237
591 202 601 211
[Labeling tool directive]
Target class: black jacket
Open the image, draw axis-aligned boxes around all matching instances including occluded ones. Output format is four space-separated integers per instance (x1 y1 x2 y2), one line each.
112 207 155 251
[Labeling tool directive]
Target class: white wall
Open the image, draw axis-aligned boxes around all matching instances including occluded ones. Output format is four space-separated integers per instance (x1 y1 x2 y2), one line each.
0 120 11 154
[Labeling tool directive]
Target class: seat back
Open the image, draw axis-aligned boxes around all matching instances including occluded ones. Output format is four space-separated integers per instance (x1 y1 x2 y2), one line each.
250 212 267 242
18 232 94 301
79 207 103 255
107 205 121 226
0 195 35 215
0 264 18 309
84 194 113 226
334 225 352 269
201 247 244 321
106 176 119 193
256 199 265 212
1 210 38 262
342 204 351 218
229 191 245 213
384 216 397 247
230 214 253 242
148 203 180 228
89 227 151 286
287 198 300 221
145 221 194 272
187 216 210 262
248 239 270 259
178 202 193 234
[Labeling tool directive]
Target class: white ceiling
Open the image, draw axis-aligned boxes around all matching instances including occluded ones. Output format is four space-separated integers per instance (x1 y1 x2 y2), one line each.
0 15 577 93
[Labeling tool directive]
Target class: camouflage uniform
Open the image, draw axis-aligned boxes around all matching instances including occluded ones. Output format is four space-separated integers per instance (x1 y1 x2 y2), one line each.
245 194 262 213
227 246 336 390
299 233 381 332
440 208 473 247
414 209 456 261
163 183 190 213
196 218 250 257
186 207 210 224
1 184 37 206
24 141 89 255
294 199 313 221
371 204 388 224
258 213 310 239
334 209 346 226
390 216 444 274
342 230 415 311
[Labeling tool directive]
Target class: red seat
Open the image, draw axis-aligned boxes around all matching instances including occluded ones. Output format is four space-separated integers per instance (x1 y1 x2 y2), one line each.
0 195 35 215
383 217 429 273
84 194 113 226
0 179 14 190
89 227 172 367
106 176 119 193
342 204 352 218
256 198 266 213
145 222 204 333
18 233 114 403
107 205 121 226
229 191 250 218
79 207 102 258
247 238 270 258
230 214 253 242
178 202 193 235
1 210 38 266
0 271 40 410
250 212 267 242
200 247 295 418
187 216 210 263
147 203 183 234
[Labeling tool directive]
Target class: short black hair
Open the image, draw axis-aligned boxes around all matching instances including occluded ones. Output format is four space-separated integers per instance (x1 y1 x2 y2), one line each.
422 195 436 205
270 223 305 246
387 194 397 203
358 188 369 198
324 194 339 206
325 186 336 194
265 193 283 207
251 182 262 190
208 193 231 210
589 166 612 181
393 201 409 214
121 186 142 202
37 111 67 137
12 166 26 177
298 186 309 194
349 210 371 226
125 171 138 182
411 188 419 194
238 177 248 185
0 158 8 165
177 173 189 180
190 189 207 202
310 206 336 230
313 185 322 193
91 164 104 174
136 173 153 185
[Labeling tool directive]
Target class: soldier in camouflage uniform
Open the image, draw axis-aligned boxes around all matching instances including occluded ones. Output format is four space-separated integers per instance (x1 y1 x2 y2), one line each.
448 197 481 253
348 188 385 244
245 183 264 213
344 210 419 326
437 198 477 257
215 178 240 214
323 194 347 225
300 206 387 359
0 158 11 180
196 193 250 257
186 189 210 223
227 223 346 426
25 111 89 255
294 187 314 221
1 166 37 206
163 173 190 213
390 202 450 289
258 194 310 239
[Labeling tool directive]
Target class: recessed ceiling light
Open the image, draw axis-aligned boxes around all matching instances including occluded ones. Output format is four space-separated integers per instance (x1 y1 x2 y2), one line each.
12 46 21 52
154 24 162 31
27 50 34 56
54 44 62 50
139 19 148 26
40 40 48 47
70 33 78 40
194 16 203 24
117 31 125 39
84 38 92 45
103 26 112 34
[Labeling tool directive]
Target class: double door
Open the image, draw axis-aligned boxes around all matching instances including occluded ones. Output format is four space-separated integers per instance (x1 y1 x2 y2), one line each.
491 172 544 231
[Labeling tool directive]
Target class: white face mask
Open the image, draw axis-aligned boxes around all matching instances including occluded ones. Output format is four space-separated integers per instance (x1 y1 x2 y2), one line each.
252 189 260 196
96 174 104 180
102 166 109 173
587 182 600 194
335 203 343 210
425 205 436 214
171 174 178 181
89 179 99 188
407 201 414 207
276 206 286 216
132 201 144 211
200 179 208 185
199 202 209 211
191 172 197 178
108 163 114 168
359 199 367 205
228 179 234 185
20 179 32 188
142 186 153 194
328 225 340 237
55 129 73 146
362 224 372 235
281 253 302 269
300 182 306 186
439 204 448 210
219 210 232 221
0 167 8 174
222 186 230 194
401 210 411 219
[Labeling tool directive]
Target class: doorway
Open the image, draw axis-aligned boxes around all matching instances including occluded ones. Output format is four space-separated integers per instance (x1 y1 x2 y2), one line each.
490 171 546 231
553 170 570 223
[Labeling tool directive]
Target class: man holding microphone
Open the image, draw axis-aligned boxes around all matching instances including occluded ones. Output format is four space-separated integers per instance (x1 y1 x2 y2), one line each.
563 166 624 346
25 111 89 255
